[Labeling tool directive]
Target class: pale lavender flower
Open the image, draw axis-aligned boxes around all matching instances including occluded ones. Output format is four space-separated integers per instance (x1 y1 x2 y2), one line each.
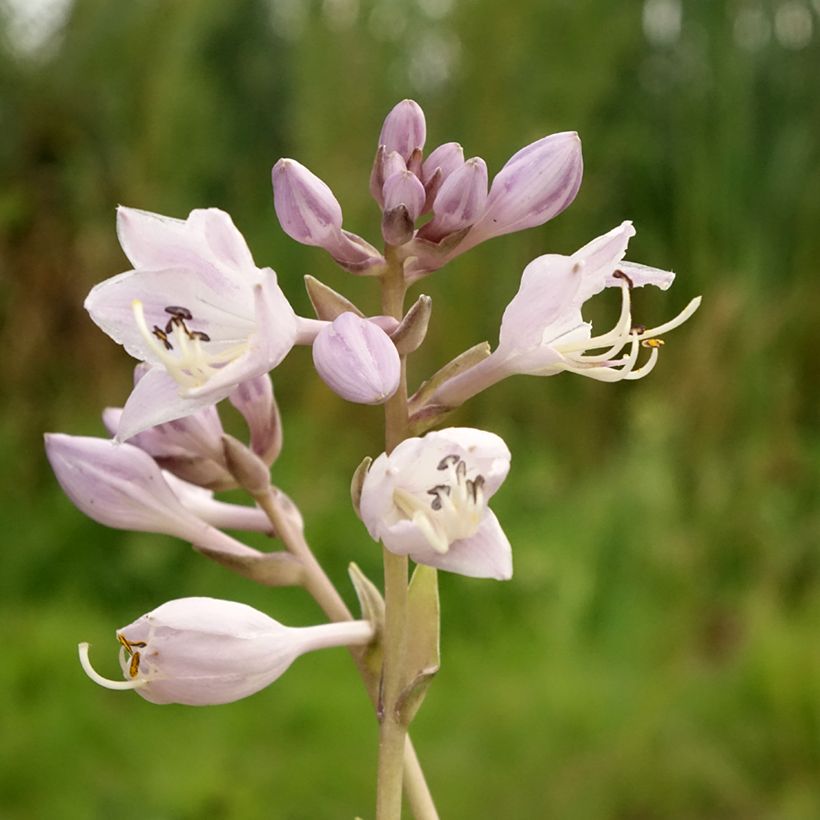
421 142 465 187
78 597 374 705
272 159 385 273
44 434 258 557
85 207 304 441
312 312 401 405
359 427 512 580
432 222 702 408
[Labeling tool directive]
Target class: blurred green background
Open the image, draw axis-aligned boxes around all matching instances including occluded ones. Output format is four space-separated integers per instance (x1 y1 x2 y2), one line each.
1 0 819 817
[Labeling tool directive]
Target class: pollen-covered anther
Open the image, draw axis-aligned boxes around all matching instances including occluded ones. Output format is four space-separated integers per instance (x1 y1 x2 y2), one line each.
132 299 246 389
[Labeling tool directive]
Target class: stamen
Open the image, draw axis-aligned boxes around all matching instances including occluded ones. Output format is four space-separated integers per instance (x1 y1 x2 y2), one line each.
641 338 664 349
164 305 193 320
437 454 460 470
634 296 701 339
78 642 146 691
129 652 141 678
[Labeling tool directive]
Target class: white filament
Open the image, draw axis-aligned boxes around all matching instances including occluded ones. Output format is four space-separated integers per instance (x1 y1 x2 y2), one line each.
78 642 145 691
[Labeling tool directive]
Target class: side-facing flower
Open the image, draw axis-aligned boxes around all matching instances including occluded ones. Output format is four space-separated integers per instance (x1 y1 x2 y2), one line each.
85 207 304 441
272 159 385 273
44 434 259 558
78 597 374 705
430 222 701 409
312 312 401 405
359 427 512 580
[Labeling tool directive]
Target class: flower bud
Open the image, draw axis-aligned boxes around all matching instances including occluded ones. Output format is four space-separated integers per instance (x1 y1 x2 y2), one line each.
467 131 583 246
419 157 488 243
272 158 344 247
79 597 374 705
421 142 465 185
102 403 234 492
273 159 384 273
382 170 426 223
378 99 426 161
312 312 401 405
44 434 258 558
229 374 283 466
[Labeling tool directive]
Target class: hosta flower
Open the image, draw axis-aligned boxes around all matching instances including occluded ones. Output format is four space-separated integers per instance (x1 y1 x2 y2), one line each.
78 597 374 705
85 207 305 441
44 434 259 557
359 428 512 580
431 222 701 408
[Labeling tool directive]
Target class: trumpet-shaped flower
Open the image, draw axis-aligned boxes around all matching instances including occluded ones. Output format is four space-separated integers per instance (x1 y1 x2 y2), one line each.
85 207 303 441
78 597 374 705
432 222 701 408
359 428 512 580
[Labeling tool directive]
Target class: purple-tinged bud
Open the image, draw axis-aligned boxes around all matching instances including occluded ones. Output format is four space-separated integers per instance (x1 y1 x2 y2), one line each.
419 157 488 243
382 170 426 222
467 131 583 246
273 158 385 274
378 99 426 161
312 312 401 405
381 170 426 245
102 404 234 491
421 142 465 185
229 374 282 466
272 158 343 246
78 597 374 705
44 434 258 558
369 148 408 208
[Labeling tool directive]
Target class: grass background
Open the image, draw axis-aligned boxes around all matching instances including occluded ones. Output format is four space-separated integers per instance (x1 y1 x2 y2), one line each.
1 0 819 817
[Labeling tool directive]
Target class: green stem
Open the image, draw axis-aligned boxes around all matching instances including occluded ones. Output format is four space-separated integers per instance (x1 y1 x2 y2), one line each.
375 251 424 820
252 486 438 819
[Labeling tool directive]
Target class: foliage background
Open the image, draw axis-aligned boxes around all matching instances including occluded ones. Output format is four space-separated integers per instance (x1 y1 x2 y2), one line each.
1 0 819 817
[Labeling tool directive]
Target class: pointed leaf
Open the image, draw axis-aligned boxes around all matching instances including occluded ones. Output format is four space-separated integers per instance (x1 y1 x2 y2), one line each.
304 275 364 321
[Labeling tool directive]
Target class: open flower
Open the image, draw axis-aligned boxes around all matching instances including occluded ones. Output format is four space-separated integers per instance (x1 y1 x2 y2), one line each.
359 428 512 580
431 222 701 408
78 597 374 705
85 207 304 440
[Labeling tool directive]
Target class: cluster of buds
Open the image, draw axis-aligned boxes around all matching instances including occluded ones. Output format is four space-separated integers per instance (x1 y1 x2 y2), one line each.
47 98 699 730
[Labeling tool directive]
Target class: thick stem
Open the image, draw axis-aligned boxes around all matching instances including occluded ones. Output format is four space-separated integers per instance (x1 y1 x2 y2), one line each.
252 486 438 819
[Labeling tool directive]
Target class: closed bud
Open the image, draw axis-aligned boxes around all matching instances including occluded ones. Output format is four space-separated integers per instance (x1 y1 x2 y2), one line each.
312 312 401 405
102 403 234 492
378 99 426 161
420 157 488 243
467 131 583 246
422 142 465 185
229 374 283 466
272 158 343 247
382 170 426 222
44 434 258 558
273 159 384 273
78 597 375 705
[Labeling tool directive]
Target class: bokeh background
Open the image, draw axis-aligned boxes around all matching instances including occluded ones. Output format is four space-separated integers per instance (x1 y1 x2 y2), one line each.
1 0 819 817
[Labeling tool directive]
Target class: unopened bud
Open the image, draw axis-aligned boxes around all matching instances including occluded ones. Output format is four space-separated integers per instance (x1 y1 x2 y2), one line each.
420 157 488 243
229 375 283 466
222 434 271 495
378 99 426 161
312 312 401 405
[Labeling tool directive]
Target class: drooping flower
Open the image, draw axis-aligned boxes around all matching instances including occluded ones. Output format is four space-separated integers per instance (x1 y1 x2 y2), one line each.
44 434 259 557
430 222 701 408
312 312 401 405
85 207 305 441
358 427 512 580
78 597 374 705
